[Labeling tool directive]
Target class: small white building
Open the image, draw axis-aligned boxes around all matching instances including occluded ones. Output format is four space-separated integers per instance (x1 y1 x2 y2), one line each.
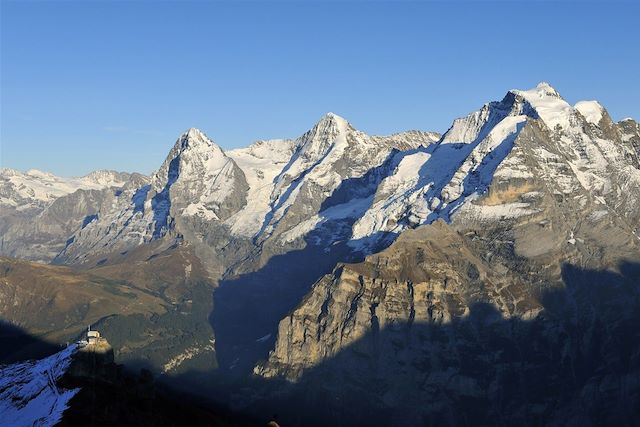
87 330 101 344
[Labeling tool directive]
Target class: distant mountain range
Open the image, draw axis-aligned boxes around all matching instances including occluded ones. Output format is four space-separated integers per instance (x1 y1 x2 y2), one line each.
1 83 639 426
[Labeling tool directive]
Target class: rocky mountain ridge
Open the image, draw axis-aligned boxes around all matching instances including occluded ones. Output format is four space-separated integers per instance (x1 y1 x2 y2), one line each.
3 83 637 271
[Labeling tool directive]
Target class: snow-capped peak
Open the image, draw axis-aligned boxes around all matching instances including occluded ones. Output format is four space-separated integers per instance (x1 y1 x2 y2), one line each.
532 81 563 98
511 82 575 132
151 128 229 191
289 112 352 165
319 112 348 125
162 128 227 172
574 100 605 125
175 127 217 151
441 90 530 145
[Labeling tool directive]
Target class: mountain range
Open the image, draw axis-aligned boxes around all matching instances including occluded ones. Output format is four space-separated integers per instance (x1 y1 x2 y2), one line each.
1 82 639 426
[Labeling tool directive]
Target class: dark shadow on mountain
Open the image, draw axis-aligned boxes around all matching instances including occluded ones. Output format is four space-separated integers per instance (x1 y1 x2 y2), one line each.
152 156 180 238
228 260 640 427
58 357 259 427
211 232 387 376
132 184 150 214
0 321 61 363
81 213 99 229
318 146 423 212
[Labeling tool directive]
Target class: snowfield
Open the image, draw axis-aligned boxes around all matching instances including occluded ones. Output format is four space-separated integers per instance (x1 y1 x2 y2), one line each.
0 346 79 427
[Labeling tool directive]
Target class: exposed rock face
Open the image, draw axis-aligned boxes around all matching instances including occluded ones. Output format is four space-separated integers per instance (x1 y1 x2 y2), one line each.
0 170 139 262
255 222 495 380
254 219 640 425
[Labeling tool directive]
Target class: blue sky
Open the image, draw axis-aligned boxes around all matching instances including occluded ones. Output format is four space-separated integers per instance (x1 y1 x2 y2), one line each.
1 1 638 176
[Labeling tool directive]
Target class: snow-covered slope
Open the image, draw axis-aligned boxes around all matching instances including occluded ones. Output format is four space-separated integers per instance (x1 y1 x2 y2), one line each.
0 346 79 427
349 93 529 249
348 82 640 250
232 113 437 244
226 138 297 236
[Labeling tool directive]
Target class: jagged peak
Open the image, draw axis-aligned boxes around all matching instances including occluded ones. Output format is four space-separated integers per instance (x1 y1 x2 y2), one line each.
311 112 350 133
505 83 577 132
0 167 23 176
165 127 227 161
184 127 206 138
535 81 562 96
321 111 347 123
177 127 216 148
293 112 352 152
151 128 229 189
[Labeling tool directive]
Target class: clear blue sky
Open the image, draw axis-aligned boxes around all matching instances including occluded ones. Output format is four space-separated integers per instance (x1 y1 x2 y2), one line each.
1 1 638 176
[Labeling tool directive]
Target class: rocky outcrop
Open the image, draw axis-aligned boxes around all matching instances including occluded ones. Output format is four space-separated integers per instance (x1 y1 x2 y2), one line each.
68 337 115 379
254 218 640 425
254 221 542 380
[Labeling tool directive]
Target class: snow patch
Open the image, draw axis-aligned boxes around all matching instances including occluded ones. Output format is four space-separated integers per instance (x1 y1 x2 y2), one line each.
455 199 538 221
182 203 219 220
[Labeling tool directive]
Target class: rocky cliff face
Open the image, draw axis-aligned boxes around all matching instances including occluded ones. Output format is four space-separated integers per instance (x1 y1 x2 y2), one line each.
254 219 640 425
